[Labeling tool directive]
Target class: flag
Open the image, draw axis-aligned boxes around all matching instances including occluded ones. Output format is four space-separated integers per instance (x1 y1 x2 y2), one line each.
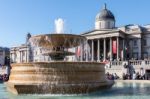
112 40 117 54
76 46 81 56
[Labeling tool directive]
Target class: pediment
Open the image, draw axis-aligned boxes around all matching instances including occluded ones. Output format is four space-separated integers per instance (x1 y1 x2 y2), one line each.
81 29 126 39
82 29 121 36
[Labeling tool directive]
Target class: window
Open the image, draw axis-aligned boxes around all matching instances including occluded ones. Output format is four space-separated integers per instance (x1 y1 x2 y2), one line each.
133 52 138 60
133 39 137 46
143 39 147 46
142 52 148 60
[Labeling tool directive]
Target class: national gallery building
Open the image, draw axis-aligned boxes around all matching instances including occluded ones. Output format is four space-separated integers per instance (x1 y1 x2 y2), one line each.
79 4 150 62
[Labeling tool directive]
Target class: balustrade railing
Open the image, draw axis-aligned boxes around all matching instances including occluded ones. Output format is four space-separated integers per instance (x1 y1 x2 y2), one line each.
129 60 142 66
109 60 150 68
145 60 150 65
110 61 123 66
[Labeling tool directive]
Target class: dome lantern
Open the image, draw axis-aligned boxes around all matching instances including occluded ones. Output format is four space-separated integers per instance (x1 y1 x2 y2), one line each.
95 4 115 29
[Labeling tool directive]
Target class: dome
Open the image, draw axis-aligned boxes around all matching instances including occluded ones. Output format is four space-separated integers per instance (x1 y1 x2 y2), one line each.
96 4 115 21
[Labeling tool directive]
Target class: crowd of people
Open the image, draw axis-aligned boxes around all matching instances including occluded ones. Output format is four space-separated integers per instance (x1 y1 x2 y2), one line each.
122 63 147 80
0 74 9 82
0 64 10 83
106 71 146 80
105 61 149 80
122 71 145 80
106 72 119 80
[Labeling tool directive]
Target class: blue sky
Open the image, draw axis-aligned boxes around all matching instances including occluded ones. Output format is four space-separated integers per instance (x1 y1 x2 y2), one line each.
0 0 150 47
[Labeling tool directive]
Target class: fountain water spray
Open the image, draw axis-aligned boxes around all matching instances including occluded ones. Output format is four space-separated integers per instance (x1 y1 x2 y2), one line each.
55 18 64 34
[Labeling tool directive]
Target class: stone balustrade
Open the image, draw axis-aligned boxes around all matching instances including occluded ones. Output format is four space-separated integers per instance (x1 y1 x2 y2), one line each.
109 60 150 67
145 60 150 65
129 60 142 66
110 61 124 66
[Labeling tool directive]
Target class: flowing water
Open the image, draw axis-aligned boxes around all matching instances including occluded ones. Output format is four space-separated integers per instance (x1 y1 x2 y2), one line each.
1 81 150 99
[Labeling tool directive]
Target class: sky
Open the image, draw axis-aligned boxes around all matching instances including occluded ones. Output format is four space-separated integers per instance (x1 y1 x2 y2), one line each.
0 0 150 47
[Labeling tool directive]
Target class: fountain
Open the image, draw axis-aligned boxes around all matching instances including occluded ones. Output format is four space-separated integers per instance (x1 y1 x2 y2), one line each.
6 18 114 94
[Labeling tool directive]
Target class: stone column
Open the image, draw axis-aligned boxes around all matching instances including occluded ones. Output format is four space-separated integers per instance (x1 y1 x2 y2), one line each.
138 38 141 60
110 37 112 61
97 39 100 61
26 48 29 62
13 53 15 62
103 38 106 61
19 51 21 63
26 50 27 62
123 39 125 61
80 44 83 61
20 51 22 63
92 40 94 61
117 37 119 60
86 40 88 62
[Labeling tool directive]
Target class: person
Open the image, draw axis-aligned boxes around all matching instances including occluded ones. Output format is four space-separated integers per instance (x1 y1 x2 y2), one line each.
114 73 119 79
136 72 140 80
6 65 11 76
108 73 114 80
140 68 145 80
106 72 110 80
123 63 128 68
105 62 110 68
122 73 126 80
126 74 131 80
132 71 136 80
0 74 3 82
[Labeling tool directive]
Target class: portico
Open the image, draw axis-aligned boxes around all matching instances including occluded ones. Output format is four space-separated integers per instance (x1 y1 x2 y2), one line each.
82 30 126 62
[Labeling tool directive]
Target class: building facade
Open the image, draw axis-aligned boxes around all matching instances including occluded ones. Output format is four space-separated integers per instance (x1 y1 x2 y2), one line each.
10 33 50 63
80 4 150 62
0 47 10 65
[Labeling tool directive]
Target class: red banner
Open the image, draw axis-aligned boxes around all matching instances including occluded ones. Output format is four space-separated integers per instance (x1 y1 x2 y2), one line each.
112 40 117 54
76 47 81 56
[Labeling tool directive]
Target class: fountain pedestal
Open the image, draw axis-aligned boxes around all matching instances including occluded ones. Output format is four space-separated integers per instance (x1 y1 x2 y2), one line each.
7 62 114 94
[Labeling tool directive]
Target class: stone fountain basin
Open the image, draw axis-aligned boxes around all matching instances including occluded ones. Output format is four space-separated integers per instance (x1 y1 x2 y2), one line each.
29 34 86 48
6 62 114 94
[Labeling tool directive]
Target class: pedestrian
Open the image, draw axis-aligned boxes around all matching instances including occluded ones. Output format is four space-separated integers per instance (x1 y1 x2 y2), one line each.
132 71 136 80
